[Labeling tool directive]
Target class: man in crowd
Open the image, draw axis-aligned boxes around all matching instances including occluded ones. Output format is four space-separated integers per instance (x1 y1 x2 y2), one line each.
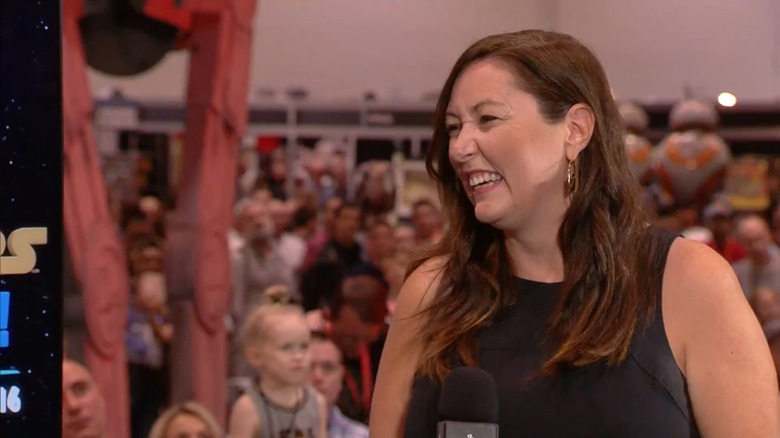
364 221 396 270
309 333 370 438
317 202 364 270
62 359 107 438
300 202 363 310
305 265 389 423
328 267 389 423
703 200 746 263
733 215 780 301
410 199 444 247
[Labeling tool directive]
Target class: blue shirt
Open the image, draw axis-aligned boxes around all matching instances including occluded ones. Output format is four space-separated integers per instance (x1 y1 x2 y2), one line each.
329 406 369 438
125 305 166 368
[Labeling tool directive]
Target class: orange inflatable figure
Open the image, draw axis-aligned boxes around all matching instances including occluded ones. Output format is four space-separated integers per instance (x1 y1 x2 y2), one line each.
618 101 655 185
655 100 732 209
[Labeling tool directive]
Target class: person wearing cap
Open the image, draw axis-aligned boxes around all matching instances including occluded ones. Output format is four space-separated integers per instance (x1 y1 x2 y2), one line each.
703 201 746 264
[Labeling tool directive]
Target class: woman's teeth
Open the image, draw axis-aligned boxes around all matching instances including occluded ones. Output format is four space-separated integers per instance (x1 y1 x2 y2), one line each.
469 173 503 188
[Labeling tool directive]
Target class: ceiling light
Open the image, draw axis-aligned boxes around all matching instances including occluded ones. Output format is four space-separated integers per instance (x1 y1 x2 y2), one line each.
718 92 737 107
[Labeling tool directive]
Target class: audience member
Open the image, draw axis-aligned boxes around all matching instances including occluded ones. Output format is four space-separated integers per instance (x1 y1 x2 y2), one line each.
379 253 410 317
392 224 416 258
126 271 173 438
147 401 223 438
300 261 346 312
138 195 166 237
364 221 396 269
229 198 265 256
354 160 396 229
228 300 327 438
279 205 318 274
128 239 164 276
751 286 780 386
309 333 370 438
733 215 780 301
231 203 297 325
268 198 295 241
121 203 156 250
328 268 389 424
62 359 106 438
303 195 344 270
299 203 364 312
316 202 364 270
703 200 746 263
410 199 444 247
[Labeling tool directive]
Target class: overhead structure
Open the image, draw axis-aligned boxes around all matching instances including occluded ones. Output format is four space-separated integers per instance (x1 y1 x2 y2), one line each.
63 0 257 434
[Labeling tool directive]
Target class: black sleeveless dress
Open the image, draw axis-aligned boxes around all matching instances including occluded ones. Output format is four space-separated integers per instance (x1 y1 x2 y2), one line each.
403 228 701 437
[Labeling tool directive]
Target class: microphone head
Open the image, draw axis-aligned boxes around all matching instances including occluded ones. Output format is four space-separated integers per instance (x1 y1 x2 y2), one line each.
438 366 499 423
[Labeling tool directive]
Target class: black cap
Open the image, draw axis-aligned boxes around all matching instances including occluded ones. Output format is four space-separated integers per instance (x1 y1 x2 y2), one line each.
438 367 499 423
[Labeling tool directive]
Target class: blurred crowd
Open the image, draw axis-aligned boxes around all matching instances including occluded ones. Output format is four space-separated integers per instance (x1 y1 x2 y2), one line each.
63 113 780 437
65 140 446 438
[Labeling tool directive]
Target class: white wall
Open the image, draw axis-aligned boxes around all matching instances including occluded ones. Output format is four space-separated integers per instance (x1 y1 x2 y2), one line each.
87 0 780 103
88 0 555 101
555 0 780 103
250 0 556 101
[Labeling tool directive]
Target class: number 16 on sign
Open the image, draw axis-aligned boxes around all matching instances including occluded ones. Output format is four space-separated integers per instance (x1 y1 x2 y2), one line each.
0 386 22 414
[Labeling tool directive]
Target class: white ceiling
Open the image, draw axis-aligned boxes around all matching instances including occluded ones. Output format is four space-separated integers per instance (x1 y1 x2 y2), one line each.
87 0 780 104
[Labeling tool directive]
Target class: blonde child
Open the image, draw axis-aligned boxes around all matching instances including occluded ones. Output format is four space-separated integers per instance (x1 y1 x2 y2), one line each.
229 295 327 438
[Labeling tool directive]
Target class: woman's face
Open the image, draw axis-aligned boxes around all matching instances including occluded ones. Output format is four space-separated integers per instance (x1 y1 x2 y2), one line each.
164 413 213 438
446 59 568 232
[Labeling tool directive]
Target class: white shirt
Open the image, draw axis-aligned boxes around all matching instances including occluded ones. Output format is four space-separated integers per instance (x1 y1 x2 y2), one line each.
278 233 307 273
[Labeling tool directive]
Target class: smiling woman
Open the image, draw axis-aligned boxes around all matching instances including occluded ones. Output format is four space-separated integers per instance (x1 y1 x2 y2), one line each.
370 30 780 438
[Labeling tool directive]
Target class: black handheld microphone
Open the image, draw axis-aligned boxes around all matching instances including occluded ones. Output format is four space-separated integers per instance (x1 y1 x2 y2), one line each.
437 367 499 437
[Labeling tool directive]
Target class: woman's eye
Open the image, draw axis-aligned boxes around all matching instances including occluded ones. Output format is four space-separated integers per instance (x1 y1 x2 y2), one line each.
480 115 498 124
445 124 461 136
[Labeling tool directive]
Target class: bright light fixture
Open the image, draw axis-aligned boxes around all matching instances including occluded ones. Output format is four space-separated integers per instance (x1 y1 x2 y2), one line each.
718 92 737 107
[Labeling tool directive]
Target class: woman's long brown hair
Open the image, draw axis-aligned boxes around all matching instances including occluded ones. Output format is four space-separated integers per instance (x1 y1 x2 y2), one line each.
410 30 661 382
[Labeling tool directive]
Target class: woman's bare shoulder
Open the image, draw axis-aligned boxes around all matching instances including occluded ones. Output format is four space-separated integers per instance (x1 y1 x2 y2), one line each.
398 255 449 312
663 237 744 305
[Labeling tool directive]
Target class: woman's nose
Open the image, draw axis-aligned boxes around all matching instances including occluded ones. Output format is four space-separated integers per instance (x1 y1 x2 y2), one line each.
449 128 478 163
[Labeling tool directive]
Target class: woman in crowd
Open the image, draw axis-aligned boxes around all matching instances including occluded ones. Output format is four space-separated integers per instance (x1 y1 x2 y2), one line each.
147 401 223 438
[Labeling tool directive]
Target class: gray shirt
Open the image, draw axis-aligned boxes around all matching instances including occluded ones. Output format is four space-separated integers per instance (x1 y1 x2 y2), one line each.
732 246 780 302
247 385 321 438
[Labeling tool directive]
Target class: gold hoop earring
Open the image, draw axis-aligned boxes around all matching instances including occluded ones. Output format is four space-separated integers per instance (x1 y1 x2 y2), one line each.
567 160 576 200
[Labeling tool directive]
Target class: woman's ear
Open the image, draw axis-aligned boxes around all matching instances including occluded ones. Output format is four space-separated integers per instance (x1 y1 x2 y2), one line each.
564 103 595 161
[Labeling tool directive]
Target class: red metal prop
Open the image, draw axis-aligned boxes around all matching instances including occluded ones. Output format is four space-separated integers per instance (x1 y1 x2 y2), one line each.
166 0 257 426
62 2 131 437
63 1 256 433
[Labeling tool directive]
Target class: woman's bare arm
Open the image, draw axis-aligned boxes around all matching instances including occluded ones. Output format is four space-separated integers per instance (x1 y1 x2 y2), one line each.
664 239 780 437
369 257 446 438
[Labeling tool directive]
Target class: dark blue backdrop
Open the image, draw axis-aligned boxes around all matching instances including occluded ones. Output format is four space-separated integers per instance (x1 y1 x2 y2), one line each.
0 0 63 435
